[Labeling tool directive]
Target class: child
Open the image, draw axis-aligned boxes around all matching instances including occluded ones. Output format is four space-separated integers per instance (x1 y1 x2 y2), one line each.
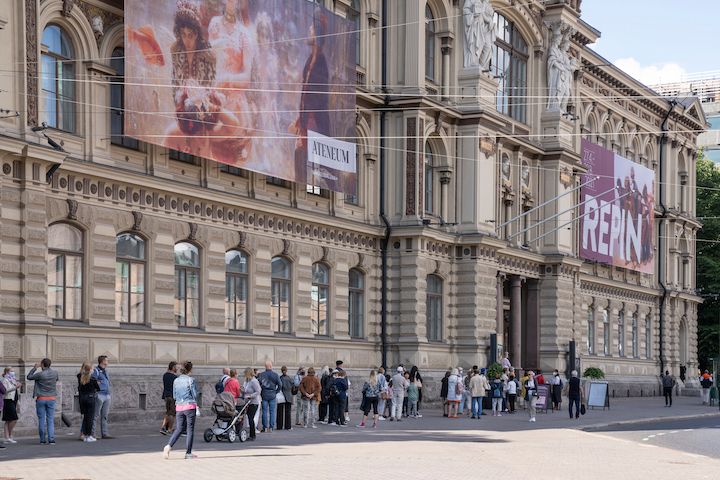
407 380 419 417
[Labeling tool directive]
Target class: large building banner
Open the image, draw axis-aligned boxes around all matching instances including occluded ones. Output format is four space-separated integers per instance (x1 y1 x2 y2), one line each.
124 0 357 194
580 139 655 274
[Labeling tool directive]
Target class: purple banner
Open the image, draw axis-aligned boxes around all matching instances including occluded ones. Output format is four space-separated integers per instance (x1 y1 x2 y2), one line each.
580 139 655 274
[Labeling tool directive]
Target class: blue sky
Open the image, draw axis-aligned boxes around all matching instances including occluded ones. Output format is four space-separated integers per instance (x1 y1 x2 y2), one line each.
580 0 720 84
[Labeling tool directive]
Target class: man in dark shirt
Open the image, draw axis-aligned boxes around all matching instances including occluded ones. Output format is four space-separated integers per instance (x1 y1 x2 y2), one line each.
568 370 582 419
161 361 178 435
257 360 282 432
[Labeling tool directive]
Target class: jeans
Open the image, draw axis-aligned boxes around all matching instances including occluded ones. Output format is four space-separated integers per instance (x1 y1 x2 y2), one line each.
569 397 581 418
460 391 471 414
261 398 277 430
409 400 418 416
377 398 386 417
276 402 292 430
93 393 111 437
508 394 517 413
663 386 673 406
167 408 195 454
471 397 482 417
295 394 304 424
36 399 56 442
302 398 316 427
391 392 404 420
492 398 502 414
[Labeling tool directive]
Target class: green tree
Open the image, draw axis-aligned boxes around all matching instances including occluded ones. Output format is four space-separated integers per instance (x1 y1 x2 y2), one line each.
696 152 720 369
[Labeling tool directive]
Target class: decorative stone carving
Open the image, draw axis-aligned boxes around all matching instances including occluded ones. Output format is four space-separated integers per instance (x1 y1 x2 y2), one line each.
131 211 143 231
282 239 290 257
62 0 75 18
188 222 198 241
321 246 329 263
462 0 496 69
26 0 38 126
546 22 578 112
91 15 104 40
237 230 247 248
66 199 78 220
356 253 365 268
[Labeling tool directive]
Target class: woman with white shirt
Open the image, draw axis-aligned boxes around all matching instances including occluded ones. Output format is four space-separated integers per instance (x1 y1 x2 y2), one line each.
506 373 518 414
524 371 538 422
550 370 563 412
446 368 462 418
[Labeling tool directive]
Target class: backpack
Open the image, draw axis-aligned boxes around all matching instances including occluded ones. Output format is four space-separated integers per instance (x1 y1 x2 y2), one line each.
701 378 712 388
455 377 465 396
492 382 503 398
214 376 227 394
662 375 674 388
329 383 340 397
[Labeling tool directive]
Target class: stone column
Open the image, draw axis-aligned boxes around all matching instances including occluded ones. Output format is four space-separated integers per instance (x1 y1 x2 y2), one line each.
496 273 505 354
525 280 540 369
440 36 453 101
439 169 451 221
510 276 523 369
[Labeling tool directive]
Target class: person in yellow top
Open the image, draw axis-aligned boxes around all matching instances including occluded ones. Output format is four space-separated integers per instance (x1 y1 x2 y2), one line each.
520 371 530 409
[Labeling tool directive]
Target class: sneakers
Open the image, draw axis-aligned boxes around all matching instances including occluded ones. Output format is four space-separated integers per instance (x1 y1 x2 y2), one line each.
185 453 198 460
529 417 536 422
311 425 317 429
416 414 422 418
160 428 169 436
84 436 97 443
378 416 386 421
163 445 171 459
356 423 365 428
48 439 56 445
3 438 17 444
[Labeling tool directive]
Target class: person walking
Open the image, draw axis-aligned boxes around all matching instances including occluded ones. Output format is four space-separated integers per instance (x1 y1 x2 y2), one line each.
551 369 563 412
506 373 518 414
163 361 199 460
160 362 178 435
358 370 381 428
490 374 504 416
257 360 282 432
662 370 675 407
293 367 305 426
446 368 462 418
277 366 293 430
242 367 260 441
525 371 538 422
2 367 22 444
409 366 423 417
700 370 713 405
77 362 100 442
92 355 113 439
390 366 407 422
440 371 450 417
470 367 488 418
26 358 59 444
567 370 582 419
299 367 321 428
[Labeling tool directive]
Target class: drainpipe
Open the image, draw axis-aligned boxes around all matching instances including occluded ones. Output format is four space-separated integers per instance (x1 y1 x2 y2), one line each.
379 0 390 370
658 100 676 377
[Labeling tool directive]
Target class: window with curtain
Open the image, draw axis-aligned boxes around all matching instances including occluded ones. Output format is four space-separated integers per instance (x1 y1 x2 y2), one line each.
174 242 200 327
110 47 139 149
493 14 528 123
225 250 248 331
41 25 76 132
424 142 434 214
349 0 361 66
271 257 291 333
587 307 595 355
348 268 364 338
425 5 436 81
115 233 145 323
602 308 610 356
618 311 625 357
426 274 443 341
311 263 330 335
631 313 638 358
47 223 83 320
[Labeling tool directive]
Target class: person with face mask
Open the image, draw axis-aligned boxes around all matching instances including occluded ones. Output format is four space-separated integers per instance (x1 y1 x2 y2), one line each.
2 367 22 444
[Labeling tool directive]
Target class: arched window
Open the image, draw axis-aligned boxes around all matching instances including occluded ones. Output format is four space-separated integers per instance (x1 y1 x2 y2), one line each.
645 313 652 358
271 257 291 333
602 308 610 356
110 47 139 149
493 14 528 123
41 25 76 132
349 0 361 66
631 313 638 358
225 250 249 331
618 310 625 357
348 268 364 338
116 233 145 324
424 142 434 214
426 274 443 341
47 223 83 320
311 263 330 335
425 5 436 81
345 148 360 205
174 242 200 327
587 306 595 355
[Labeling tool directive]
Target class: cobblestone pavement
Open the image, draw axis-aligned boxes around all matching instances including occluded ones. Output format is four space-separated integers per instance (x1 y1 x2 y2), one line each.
1 396 718 480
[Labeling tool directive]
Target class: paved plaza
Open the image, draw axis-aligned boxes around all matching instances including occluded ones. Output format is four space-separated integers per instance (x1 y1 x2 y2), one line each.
1 397 718 480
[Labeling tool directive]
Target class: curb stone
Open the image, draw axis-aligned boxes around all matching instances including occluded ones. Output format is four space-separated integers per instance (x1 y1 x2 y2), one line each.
580 411 720 431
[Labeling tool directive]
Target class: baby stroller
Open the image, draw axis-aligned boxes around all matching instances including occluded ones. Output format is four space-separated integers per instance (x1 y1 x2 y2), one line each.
203 392 250 443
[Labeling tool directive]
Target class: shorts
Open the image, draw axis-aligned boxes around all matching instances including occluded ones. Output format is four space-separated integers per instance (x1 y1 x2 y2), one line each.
164 397 176 417
448 400 460 404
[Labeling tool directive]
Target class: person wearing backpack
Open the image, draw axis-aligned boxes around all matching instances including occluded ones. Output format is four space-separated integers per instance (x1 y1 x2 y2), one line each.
490 374 504 416
662 370 675 407
700 370 713 405
446 368 463 418
257 360 282 432
215 368 230 395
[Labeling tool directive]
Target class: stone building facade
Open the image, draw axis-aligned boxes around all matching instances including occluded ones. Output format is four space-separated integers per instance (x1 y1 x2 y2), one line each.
0 0 705 426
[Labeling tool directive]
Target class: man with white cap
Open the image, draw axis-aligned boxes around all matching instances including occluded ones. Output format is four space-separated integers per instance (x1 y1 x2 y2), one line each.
391 366 407 421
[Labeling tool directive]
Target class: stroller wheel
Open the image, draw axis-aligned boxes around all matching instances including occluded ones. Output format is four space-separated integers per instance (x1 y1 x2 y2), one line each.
203 428 214 443
239 428 249 443
227 428 237 443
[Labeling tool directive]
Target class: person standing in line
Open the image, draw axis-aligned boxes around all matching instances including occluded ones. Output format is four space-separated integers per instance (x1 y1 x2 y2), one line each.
217 367 231 392
160 361 178 435
506 373 518 414
567 370 582 419
390 366 407 422
550 369 563 412
402 371 411 417
446 368 462 418
242 367 260 441
375 367 388 421
662 370 675 407
223 369 244 433
525 370 538 422
318 366 331 424
333 370 349 426
470 367 487 419
257 360 282 433
293 366 305 426
700 370 713 405
335 360 351 422
535 369 545 385
490 374 504 417
77 362 100 442
277 366 294 430
92 355 113 439
409 366 423 417
163 361 199 460
358 369 380 428
459 368 472 417
0 379 5 449
26 358 59 444
440 370 450 416
2 367 22 444
407 377 419 418
299 367 321 428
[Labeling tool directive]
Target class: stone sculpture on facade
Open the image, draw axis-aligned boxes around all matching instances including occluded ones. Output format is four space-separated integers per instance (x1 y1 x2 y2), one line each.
546 22 578 112
462 0 496 70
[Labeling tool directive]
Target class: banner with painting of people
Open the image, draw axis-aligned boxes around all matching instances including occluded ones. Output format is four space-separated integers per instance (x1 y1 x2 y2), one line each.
124 0 357 194
579 139 655 274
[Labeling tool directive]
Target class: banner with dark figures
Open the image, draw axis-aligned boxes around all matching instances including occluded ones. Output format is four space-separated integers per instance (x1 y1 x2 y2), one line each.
124 0 357 194
580 139 655 274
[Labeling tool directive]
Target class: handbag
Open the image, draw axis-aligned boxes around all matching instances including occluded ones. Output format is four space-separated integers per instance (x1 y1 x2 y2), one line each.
276 391 286 404
580 404 586 415
291 385 299 396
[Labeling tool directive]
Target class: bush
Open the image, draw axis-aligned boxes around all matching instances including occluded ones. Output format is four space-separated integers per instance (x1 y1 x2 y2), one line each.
486 362 503 380
583 367 605 379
